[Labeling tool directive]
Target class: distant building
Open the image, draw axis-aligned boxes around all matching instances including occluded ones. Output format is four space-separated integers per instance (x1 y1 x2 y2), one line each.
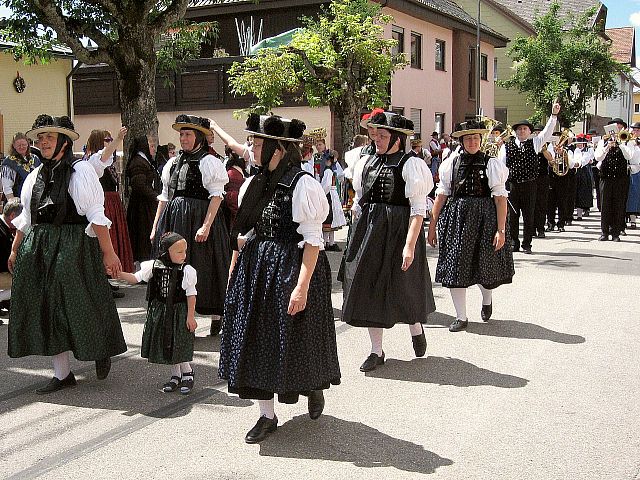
0 39 74 155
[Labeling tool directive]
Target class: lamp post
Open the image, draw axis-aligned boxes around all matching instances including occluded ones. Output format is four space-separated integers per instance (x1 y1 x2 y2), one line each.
476 0 481 116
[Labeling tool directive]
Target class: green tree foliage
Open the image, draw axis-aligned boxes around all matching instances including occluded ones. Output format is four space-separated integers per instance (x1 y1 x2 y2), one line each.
228 0 408 148
498 0 628 126
1 0 216 142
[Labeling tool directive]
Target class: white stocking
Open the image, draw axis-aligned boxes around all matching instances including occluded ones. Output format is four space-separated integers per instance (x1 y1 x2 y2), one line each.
170 364 181 378
478 285 493 306
450 288 467 320
368 327 383 356
179 362 192 374
409 322 423 336
258 399 275 419
52 351 71 380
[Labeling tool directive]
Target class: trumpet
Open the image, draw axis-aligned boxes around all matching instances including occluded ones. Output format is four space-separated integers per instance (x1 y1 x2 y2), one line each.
603 129 638 144
551 128 574 177
478 116 512 157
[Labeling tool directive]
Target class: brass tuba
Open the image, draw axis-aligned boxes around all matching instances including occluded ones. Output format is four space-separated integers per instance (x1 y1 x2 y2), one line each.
551 128 574 176
478 116 512 157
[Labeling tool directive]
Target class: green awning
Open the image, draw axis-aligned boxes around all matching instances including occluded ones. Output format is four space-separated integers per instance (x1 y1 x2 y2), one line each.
249 28 302 55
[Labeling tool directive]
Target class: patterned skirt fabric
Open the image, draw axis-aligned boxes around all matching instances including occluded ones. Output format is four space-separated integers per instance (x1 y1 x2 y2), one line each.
219 237 341 403
104 191 135 273
155 196 231 316
341 203 436 328
141 300 194 365
436 196 514 289
8 224 127 360
626 172 640 214
575 167 594 210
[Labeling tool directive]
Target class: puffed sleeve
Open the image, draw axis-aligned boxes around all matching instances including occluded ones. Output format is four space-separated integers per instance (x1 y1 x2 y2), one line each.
12 167 39 233
181 264 198 297
320 169 332 194
402 156 433 217
487 157 509 197
1 165 16 197
134 260 155 283
86 150 113 178
157 158 175 202
435 154 456 197
292 174 329 249
199 155 229 198
69 161 112 237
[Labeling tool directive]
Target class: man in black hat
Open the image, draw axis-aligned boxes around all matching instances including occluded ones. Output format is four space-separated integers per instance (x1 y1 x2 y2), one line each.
594 119 638 241
588 129 601 210
498 102 561 253
532 125 553 237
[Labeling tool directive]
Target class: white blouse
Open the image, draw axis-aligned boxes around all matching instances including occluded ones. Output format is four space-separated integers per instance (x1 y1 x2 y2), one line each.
435 152 509 198
86 149 114 178
351 154 433 218
135 261 198 296
13 161 112 237
158 154 229 202
237 173 329 249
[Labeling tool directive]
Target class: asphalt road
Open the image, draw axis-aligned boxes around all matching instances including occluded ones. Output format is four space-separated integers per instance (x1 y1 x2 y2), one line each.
1 212 639 480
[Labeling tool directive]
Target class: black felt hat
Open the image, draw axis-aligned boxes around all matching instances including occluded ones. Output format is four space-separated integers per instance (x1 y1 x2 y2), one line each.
368 112 414 135
512 120 534 132
27 114 79 141
245 114 306 143
172 114 212 135
611 118 628 129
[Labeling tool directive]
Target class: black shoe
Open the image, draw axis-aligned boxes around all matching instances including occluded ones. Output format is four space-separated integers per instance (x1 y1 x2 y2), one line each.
162 375 181 393
620 230 627 236
179 371 194 395
566 220 572 226
245 415 278 444
210 318 221 336
95 357 111 380
36 372 77 394
630 223 637 230
557 227 565 233
545 225 555 232
449 318 468 332
522 247 532 254
359 352 385 372
308 390 325 420
481 303 492 322
536 231 546 238
612 236 621 242
598 235 609 241
411 325 427 357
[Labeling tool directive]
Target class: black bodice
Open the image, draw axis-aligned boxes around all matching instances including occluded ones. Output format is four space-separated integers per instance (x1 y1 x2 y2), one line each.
361 152 411 207
505 138 539 183
537 152 549 176
100 165 118 192
254 167 307 244
146 261 187 304
169 149 210 201
31 160 87 226
453 152 490 198
600 146 629 179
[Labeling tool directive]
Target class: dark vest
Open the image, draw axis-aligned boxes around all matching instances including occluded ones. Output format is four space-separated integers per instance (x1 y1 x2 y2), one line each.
360 151 412 207
168 149 210 201
453 152 491 198
2 154 40 197
600 146 629 179
146 261 187 304
255 167 308 245
505 138 539 183
30 160 87 226
537 152 549 177
99 165 119 192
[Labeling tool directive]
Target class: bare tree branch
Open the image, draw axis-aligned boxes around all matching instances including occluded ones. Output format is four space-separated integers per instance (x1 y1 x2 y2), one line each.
150 0 190 35
83 0 121 18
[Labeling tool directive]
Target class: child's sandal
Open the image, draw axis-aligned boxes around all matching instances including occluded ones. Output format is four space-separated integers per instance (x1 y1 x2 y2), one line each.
179 371 194 395
162 376 181 393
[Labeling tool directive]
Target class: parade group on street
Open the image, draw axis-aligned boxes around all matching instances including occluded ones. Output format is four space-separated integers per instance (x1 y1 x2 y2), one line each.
1 98 639 444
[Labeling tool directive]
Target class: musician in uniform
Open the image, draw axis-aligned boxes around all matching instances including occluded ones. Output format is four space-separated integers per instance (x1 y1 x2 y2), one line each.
498 102 560 253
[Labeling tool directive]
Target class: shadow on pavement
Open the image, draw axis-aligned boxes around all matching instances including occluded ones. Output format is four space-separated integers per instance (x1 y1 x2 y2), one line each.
465 320 585 344
425 311 456 329
258 414 453 475
365 357 528 388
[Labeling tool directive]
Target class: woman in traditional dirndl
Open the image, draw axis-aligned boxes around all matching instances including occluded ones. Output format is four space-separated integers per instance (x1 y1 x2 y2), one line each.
428 120 514 332
152 115 230 335
7 114 126 393
219 114 340 444
341 111 435 373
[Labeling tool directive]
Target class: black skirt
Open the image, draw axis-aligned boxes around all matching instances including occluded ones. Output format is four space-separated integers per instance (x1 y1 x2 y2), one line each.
155 196 230 316
575 167 594 209
219 236 341 403
435 196 514 289
341 203 436 328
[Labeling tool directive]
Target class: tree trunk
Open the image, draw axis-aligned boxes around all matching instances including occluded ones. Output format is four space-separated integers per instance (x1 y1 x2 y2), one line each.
333 93 363 155
113 29 159 168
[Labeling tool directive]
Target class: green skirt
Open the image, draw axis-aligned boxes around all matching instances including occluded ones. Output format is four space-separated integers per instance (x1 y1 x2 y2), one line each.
8 223 127 361
141 300 194 364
